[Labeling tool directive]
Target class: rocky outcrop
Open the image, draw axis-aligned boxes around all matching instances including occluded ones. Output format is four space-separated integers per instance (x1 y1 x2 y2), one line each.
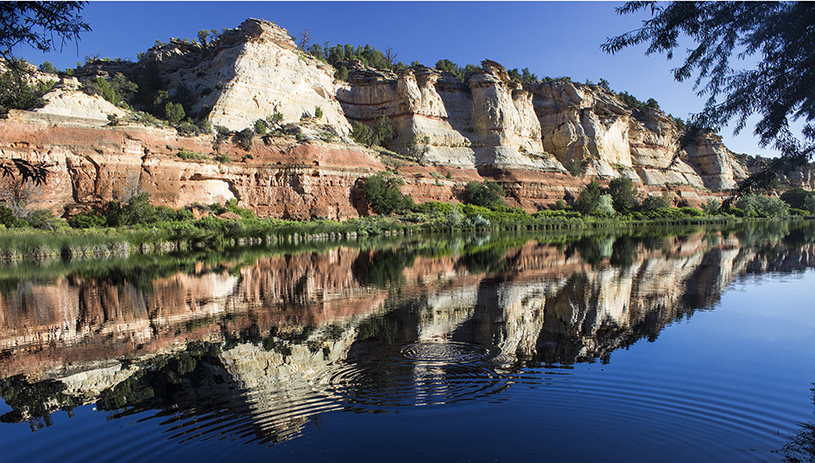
144 19 351 133
1 17 811 219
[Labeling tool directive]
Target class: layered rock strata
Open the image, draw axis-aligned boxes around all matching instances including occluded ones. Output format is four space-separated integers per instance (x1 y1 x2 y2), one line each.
0 17 811 218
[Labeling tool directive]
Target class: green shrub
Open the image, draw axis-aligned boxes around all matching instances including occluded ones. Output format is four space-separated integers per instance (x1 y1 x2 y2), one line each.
176 148 206 161
575 180 602 215
362 172 412 214
68 212 105 229
314 106 323 119
165 101 185 124
350 116 394 148
407 135 430 162
596 194 615 216
703 198 721 215
199 119 212 134
235 127 254 150
0 204 29 228
780 188 815 212
736 193 789 218
80 73 137 108
26 209 61 231
225 198 257 219
0 70 55 114
639 194 670 212
607 176 638 213
463 181 505 209
566 159 582 177
254 119 267 135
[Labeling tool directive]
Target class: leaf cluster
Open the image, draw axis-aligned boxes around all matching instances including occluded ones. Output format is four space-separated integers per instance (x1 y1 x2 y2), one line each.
362 172 413 215
603 1 815 185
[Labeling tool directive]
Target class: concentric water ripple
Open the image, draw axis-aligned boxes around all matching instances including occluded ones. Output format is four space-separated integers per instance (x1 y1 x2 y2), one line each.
315 339 510 409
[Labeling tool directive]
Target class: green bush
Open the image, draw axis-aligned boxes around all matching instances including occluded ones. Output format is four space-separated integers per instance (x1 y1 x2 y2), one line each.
80 73 137 108
596 194 615 216
575 180 602 215
607 176 638 213
350 116 394 148
235 127 254 150
736 193 789 218
639 194 670 212
362 172 413 214
463 181 505 209
165 101 185 124
254 119 267 135
780 188 815 212
314 106 323 119
176 148 206 161
703 198 721 215
0 70 55 114
68 212 106 229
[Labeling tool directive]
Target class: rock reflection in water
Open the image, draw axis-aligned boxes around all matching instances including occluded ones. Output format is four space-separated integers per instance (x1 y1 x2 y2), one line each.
1 221 815 451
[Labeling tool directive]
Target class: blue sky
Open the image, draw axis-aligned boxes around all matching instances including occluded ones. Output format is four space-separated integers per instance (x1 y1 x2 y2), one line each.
16 1 780 158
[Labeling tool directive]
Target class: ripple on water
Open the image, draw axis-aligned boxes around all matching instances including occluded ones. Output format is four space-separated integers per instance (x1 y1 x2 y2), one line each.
318 339 511 409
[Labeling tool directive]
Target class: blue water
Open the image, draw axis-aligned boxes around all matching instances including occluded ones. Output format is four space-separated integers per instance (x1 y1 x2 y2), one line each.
1 229 814 462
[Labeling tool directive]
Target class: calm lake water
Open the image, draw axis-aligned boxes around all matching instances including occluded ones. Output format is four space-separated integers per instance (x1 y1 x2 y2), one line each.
1 221 814 462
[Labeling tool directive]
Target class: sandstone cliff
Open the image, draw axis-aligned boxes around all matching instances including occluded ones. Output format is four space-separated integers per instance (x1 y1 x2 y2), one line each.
1 17 810 219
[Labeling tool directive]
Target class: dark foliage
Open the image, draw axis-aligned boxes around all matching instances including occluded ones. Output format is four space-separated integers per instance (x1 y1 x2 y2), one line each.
0 2 90 67
0 68 55 115
607 176 638 213
362 172 413 215
603 1 815 189
575 180 602 215
463 181 505 209
434 59 482 82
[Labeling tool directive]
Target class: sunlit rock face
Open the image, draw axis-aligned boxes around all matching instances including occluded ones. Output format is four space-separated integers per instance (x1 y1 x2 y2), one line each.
144 18 350 133
5 17 812 221
530 80 632 169
337 61 565 172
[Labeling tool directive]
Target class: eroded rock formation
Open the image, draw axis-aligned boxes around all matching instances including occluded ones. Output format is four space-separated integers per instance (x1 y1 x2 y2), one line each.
1 18 811 219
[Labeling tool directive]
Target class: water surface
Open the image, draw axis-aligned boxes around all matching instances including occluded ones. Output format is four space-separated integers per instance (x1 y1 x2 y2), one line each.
1 222 814 462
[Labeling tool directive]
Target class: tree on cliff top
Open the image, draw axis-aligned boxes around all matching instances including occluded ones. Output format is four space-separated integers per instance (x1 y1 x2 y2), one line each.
602 1 815 192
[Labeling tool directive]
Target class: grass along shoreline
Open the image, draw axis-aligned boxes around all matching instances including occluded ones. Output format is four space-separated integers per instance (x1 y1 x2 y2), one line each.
0 206 809 264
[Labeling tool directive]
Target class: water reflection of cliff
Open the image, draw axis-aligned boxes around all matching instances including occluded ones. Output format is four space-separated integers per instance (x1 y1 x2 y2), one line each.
2 222 815 444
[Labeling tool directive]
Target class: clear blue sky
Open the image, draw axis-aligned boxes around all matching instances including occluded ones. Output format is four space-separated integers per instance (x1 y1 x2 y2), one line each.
16 1 780 158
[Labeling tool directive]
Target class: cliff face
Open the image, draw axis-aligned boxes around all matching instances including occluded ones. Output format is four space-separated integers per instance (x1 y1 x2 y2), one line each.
0 17 810 218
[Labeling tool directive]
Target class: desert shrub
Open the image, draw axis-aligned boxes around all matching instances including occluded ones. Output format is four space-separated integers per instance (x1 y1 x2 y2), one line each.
165 101 185 124
575 180 602 215
703 198 721 215
607 176 638 213
176 148 206 161
80 73 137 108
362 172 412 214
463 181 505 209
254 119 267 135
68 211 106 229
780 188 815 211
234 127 254 151
0 70 55 114
350 116 394 148
26 209 61 231
314 106 323 118
407 135 430 162
199 119 212 134
566 159 582 177
736 193 789 218
639 194 670 212
596 194 615 216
